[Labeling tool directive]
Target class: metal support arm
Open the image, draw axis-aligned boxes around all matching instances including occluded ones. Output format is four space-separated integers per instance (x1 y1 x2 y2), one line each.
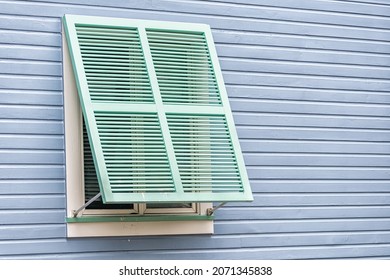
73 193 101 217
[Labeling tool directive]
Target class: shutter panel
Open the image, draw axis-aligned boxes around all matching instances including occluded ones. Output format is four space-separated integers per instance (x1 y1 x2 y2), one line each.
167 115 243 193
146 29 221 105
63 15 253 203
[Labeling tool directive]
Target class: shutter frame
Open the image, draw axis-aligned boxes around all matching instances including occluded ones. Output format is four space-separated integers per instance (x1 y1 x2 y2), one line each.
63 14 253 203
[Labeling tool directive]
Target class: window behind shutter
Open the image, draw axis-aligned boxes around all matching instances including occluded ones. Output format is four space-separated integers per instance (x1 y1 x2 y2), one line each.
64 15 253 203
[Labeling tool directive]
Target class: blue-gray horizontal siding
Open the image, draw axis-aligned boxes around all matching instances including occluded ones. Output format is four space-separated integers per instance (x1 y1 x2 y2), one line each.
0 0 390 259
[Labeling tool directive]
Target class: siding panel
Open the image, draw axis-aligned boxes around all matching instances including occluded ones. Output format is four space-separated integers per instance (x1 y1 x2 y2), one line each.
0 60 61 76
0 0 389 259
0 120 63 135
217 207 390 220
0 90 63 106
0 210 65 224
0 195 65 209
0 225 66 240
241 140 390 155
0 45 60 61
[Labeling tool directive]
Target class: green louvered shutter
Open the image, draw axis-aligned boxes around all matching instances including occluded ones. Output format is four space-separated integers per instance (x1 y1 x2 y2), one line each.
63 15 252 203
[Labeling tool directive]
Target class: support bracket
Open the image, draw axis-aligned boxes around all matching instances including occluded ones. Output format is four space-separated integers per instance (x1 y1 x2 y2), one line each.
207 202 227 216
72 193 101 218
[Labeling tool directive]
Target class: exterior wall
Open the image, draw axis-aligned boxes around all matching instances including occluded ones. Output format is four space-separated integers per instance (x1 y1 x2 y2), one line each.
1 0 390 259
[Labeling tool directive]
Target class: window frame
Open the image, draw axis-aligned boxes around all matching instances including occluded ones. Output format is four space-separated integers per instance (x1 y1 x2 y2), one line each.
63 27 213 237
